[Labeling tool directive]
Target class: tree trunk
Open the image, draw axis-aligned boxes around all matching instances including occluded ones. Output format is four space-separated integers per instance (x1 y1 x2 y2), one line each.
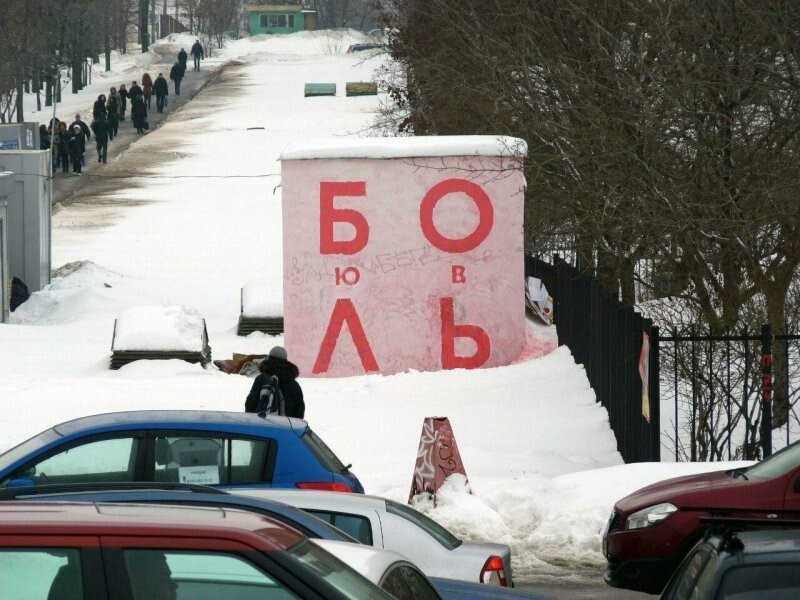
15 83 24 123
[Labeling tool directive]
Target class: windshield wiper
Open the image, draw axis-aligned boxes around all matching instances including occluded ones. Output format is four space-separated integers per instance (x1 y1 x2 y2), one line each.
730 467 749 480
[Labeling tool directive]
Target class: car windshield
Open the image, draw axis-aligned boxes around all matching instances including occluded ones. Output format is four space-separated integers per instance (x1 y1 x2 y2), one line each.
287 538 392 599
385 499 461 550
743 440 800 480
0 428 61 474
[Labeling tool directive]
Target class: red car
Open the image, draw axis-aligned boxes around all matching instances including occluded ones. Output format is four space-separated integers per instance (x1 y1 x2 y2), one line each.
0 501 392 599
603 441 800 594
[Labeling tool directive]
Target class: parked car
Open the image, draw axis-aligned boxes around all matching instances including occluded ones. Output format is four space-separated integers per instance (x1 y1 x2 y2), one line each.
604 441 800 594
0 481 359 541
0 501 392 599
0 410 364 493
314 539 553 600
232 488 514 586
660 522 800 599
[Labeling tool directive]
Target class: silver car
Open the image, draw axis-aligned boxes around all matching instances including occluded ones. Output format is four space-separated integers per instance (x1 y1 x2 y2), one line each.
233 488 514 587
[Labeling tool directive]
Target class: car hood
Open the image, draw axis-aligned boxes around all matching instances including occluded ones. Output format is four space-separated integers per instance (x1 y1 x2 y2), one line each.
616 469 752 512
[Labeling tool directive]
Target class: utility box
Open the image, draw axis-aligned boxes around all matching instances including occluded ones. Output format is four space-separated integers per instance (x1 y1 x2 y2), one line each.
0 123 39 151
0 151 52 292
0 173 9 323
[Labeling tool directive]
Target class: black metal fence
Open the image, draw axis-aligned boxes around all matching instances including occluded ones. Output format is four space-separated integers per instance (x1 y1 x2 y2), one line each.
526 255 660 463
659 326 800 461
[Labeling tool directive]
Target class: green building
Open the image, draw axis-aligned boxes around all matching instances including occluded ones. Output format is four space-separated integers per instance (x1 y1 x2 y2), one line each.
246 3 317 35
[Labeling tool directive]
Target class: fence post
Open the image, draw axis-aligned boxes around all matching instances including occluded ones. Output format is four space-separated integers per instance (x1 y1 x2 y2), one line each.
761 324 773 458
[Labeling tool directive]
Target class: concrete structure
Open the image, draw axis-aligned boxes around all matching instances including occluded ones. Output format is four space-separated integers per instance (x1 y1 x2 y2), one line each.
0 123 39 151
0 173 10 322
0 151 52 293
246 3 316 35
280 136 528 377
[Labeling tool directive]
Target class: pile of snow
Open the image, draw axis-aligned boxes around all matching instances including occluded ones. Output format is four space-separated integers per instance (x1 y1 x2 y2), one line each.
241 279 283 317
113 305 206 352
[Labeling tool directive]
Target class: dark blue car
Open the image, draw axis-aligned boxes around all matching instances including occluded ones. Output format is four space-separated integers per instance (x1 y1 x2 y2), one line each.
0 411 364 493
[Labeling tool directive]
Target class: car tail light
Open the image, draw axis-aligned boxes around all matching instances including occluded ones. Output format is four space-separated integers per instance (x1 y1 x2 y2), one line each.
296 482 355 492
480 555 508 586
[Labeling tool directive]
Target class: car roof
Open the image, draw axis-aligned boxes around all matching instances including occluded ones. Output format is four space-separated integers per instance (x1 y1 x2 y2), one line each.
53 410 304 436
0 485 358 542
0 501 305 549
312 538 408 584
235 488 388 511
720 529 800 555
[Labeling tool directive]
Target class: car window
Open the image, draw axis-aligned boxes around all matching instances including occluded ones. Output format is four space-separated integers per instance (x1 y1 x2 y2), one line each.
385 499 461 550
663 542 715 600
716 564 800 599
153 435 271 485
744 441 800 479
0 428 61 475
288 539 392 599
124 549 299 600
306 510 373 544
9 436 139 485
380 564 439 600
301 429 347 473
0 548 82 598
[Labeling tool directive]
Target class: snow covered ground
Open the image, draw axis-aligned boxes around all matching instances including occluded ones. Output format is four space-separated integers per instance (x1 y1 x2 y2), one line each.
2 30 751 584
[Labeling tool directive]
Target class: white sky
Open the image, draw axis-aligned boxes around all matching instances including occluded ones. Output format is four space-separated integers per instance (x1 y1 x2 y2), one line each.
2 30 750 585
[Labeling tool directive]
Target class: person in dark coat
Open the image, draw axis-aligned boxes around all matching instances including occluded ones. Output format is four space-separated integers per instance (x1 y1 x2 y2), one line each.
190 39 204 71
128 81 143 106
39 124 50 150
68 114 90 166
106 88 121 139
91 115 111 163
178 48 188 69
153 73 169 112
56 122 70 173
68 125 85 174
245 346 305 419
131 95 148 134
169 61 185 96
92 94 107 121
141 73 154 109
118 84 128 121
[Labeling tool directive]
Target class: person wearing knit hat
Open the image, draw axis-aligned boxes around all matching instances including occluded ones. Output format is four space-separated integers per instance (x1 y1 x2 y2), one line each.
245 346 305 418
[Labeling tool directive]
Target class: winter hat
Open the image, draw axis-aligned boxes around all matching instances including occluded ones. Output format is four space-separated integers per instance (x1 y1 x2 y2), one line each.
268 346 287 361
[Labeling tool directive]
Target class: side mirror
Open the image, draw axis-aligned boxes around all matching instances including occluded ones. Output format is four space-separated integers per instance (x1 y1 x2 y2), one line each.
794 478 800 493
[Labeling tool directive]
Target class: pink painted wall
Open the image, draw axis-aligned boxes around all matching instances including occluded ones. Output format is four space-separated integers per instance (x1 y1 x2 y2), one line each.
282 147 526 377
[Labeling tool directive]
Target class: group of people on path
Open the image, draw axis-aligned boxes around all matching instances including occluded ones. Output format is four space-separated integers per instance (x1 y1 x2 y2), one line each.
41 43 204 176
169 39 204 96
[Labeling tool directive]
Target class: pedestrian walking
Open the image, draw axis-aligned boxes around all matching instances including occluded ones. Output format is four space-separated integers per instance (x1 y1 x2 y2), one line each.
190 39 204 71
68 125 85 175
118 84 128 121
51 121 64 171
141 73 154 109
154 73 169 113
68 113 90 166
91 115 111 164
178 48 188 69
128 81 143 106
92 94 107 121
131 95 148 134
106 88 121 139
245 346 305 419
39 124 50 150
169 61 185 96
56 122 70 173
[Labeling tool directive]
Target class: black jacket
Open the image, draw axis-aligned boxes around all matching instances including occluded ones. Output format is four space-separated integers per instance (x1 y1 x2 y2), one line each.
154 75 169 96
67 132 85 157
68 119 91 141
92 97 107 121
245 357 305 419
128 84 143 103
91 119 111 144
170 62 185 81
178 49 188 65
191 41 204 58
131 97 147 127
